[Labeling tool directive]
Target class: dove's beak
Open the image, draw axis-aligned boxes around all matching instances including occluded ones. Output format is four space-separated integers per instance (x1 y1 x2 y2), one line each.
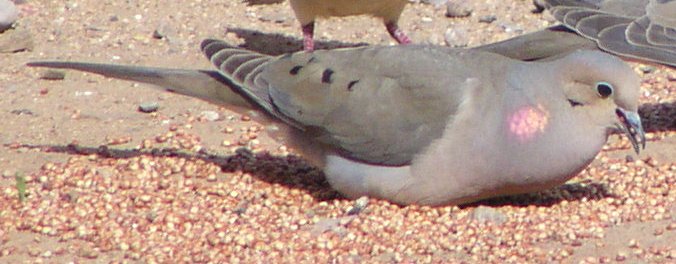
615 108 646 155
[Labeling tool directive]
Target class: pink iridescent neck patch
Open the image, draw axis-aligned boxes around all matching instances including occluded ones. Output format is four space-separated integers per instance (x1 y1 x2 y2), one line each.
508 104 549 142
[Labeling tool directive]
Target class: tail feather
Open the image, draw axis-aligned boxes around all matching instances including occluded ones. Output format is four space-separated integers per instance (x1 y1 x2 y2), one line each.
200 39 304 129
200 40 270 86
28 39 303 129
233 57 269 84
200 39 275 108
26 61 252 107
221 54 263 76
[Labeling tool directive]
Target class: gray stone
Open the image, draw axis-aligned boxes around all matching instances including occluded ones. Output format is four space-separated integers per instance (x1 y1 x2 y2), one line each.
39 69 66 80
478 15 497 24
200 110 220 121
345 196 369 215
420 0 448 7
310 216 356 236
445 1 472 18
138 102 160 113
444 27 469 47
638 65 656 74
153 20 175 41
470 206 507 224
532 0 547 13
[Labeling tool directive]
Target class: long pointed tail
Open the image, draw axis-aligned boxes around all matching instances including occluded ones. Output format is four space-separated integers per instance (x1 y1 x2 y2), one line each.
26 61 252 108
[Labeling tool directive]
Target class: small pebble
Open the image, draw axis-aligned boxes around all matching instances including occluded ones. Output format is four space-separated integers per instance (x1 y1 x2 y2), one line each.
310 216 355 236
346 196 369 215
499 22 523 34
420 0 447 6
470 206 507 224
200 110 220 121
652 228 663 236
10 108 33 115
478 15 497 23
532 0 546 13
638 65 655 74
64 2 78 10
74 91 93 96
76 247 99 259
138 102 160 113
153 20 175 40
615 252 627 261
667 74 675 82
39 69 66 80
2 170 14 178
628 239 639 248
444 27 469 47
445 1 472 18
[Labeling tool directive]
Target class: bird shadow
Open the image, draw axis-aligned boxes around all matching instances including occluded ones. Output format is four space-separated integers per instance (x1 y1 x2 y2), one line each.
462 182 614 208
243 0 285 5
14 143 341 201
638 101 676 133
226 27 368 55
14 142 625 209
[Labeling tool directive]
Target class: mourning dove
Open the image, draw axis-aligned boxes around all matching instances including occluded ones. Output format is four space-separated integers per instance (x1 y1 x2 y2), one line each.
28 40 645 206
507 0 676 67
289 0 411 51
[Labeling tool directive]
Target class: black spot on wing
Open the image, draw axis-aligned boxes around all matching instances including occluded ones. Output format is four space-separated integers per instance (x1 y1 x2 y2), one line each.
289 65 303 75
322 69 334 84
347 80 359 91
568 99 583 107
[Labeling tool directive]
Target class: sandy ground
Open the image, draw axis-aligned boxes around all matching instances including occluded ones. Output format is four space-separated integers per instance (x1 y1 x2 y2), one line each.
0 0 674 263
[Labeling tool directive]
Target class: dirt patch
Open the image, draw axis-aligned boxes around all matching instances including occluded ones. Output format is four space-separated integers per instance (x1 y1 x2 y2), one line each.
0 0 673 262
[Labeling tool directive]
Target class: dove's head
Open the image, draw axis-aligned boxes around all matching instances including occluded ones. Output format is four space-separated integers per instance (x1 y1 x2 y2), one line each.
555 50 645 154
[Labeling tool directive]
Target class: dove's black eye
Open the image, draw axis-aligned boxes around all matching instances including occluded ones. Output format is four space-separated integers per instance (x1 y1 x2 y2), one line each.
596 82 613 98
